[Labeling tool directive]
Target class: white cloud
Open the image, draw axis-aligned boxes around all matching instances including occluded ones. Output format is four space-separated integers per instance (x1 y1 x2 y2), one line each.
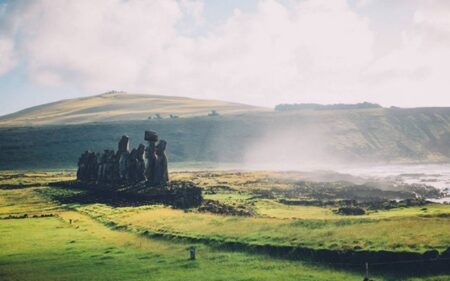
13 0 183 92
0 37 16 75
137 0 375 105
179 0 205 28
364 0 450 106
0 0 450 107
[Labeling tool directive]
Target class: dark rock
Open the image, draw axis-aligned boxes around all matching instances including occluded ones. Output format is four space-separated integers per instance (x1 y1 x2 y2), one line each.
336 207 366 215
198 200 255 216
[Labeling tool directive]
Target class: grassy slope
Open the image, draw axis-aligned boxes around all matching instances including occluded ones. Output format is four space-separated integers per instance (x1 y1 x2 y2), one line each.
0 188 364 281
1 217 368 281
1 172 449 280
18 171 448 254
2 107 450 169
77 203 450 253
0 92 268 126
63 170 449 253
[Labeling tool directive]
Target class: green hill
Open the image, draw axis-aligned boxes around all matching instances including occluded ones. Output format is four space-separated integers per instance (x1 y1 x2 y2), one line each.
1 106 450 169
0 91 268 126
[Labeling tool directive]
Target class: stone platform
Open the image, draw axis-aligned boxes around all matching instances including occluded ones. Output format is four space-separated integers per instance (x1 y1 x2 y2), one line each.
49 180 203 209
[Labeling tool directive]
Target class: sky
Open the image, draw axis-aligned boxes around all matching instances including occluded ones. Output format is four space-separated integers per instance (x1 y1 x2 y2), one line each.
1 0 450 115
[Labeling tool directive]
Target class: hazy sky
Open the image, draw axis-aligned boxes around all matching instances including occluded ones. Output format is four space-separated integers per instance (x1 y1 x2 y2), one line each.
1 0 450 115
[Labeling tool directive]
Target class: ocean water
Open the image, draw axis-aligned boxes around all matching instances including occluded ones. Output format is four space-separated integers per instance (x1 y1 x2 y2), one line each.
339 164 450 203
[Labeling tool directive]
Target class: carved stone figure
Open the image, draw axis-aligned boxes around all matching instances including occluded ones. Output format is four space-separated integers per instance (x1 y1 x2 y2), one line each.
78 151 97 181
87 152 98 181
103 150 115 183
144 131 158 183
97 152 103 182
118 135 129 153
97 151 106 182
136 144 146 182
128 148 138 183
95 149 114 183
154 140 169 185
117 135 130 182
76 131 169 186
77 151 89 181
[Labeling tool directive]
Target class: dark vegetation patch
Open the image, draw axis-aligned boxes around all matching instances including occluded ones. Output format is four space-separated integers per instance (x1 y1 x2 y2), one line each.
279 198 431 212
198 200 255 216
261 180 442 201
335 207 366 216
204 185 236 194
420 213 450 218
248 178 442 212
288 219 376 229
0 213 54 220
0 183 46 190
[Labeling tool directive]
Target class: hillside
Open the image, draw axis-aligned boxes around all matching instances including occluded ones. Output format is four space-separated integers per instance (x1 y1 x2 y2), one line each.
1 107 450 169
0 91 268 126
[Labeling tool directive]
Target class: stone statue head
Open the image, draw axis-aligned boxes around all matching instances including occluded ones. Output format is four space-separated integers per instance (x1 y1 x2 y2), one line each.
129 148 137 158
137 144 145 155
156 140 167 155
105 150 115 162
144 131 159 142
118 135 129 152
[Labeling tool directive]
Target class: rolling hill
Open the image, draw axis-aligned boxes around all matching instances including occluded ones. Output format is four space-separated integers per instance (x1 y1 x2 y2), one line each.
0 91 268 126
1 106 450 169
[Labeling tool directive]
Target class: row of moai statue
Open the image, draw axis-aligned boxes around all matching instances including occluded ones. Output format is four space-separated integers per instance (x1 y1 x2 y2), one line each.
76 131 169 186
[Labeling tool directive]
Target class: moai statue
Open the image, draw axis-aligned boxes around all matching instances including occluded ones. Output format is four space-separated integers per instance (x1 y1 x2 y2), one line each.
104 150 115 183
154 140 169 185
77 151 89 181
83 152 96 181
118 135 129 152
136 144 146 182
144 131 158 183
77 132 170 186
95 152 101 179
97 150 108 183
117 135 130 182
128 148 138 183
76 152 83 181
88 152 99 181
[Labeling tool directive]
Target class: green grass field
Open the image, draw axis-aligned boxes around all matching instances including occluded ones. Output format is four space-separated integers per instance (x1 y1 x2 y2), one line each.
1 171 450 280
75 201 450 253
0 188 364 281
2 215 377 281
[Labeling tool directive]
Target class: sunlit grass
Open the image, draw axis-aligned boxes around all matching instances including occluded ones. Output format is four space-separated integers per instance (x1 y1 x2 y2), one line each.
77 202 450 252
0 187 61 218
0 214 363 281
1 171 449 280
0 170 75 188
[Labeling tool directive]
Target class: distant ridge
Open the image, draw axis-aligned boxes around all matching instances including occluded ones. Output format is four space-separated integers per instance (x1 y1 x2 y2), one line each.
0 91 268 126
275 102 382 111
